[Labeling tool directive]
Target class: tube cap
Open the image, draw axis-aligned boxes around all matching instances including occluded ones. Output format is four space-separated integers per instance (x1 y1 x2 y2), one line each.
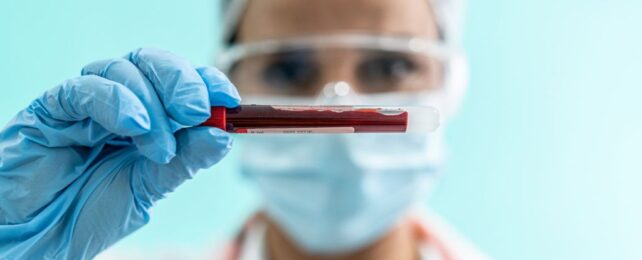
202 107 227 131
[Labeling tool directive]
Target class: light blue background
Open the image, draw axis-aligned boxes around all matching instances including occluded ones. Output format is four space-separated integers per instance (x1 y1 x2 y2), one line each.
2 0 641 259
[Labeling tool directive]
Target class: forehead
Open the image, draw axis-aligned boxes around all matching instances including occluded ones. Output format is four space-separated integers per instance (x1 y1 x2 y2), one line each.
236 0 439 42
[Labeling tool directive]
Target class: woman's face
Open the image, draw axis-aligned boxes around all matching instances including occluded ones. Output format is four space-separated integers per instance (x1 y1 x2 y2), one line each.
229 0 443 98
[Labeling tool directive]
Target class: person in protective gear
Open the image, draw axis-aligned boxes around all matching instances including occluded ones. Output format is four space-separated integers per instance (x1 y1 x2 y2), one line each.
0 0 488 259
218 0 486 259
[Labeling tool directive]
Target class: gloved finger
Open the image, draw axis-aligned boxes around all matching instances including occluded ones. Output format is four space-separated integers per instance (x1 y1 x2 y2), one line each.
36 75 151 137
82 58 177 164
196 67 241 108
131 127 233 204
127 48 211 127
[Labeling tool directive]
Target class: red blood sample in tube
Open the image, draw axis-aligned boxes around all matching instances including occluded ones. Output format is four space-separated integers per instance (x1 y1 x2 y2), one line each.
201 105 408 133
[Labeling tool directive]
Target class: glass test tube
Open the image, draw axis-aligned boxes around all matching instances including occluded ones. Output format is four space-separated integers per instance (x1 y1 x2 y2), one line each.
201 105 439 134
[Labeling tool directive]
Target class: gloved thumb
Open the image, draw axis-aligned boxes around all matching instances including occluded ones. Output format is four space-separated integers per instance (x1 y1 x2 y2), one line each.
131 127 233 205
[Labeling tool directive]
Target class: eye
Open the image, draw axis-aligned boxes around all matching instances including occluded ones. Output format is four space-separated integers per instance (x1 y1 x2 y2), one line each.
357 53 419 92
261 50 319 94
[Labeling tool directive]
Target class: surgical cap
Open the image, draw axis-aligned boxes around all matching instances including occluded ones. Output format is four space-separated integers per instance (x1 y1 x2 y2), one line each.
220 0 465 47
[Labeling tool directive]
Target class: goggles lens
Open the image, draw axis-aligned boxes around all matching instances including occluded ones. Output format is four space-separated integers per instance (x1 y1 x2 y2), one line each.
227 47 445 98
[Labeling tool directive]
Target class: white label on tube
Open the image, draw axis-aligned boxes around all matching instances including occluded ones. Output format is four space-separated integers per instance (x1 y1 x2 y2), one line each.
245 127 356 134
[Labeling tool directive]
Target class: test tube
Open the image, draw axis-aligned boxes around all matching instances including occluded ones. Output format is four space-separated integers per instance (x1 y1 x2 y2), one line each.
201 105 439 134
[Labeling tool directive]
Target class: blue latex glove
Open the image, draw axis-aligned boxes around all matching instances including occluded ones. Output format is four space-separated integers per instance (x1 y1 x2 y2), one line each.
0 48 241 259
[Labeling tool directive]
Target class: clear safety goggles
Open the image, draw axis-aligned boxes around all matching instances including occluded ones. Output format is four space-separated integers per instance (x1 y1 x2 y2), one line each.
218 34 455 103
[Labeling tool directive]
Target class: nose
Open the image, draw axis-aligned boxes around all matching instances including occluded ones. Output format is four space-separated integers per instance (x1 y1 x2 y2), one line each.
315 81 359 105
321 81 352 98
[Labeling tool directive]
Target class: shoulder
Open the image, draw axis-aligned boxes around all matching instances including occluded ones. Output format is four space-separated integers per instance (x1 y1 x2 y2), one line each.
412 210 491 260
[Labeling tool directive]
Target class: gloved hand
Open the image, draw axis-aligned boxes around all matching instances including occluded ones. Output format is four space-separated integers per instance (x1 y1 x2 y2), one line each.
0 48 241 259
